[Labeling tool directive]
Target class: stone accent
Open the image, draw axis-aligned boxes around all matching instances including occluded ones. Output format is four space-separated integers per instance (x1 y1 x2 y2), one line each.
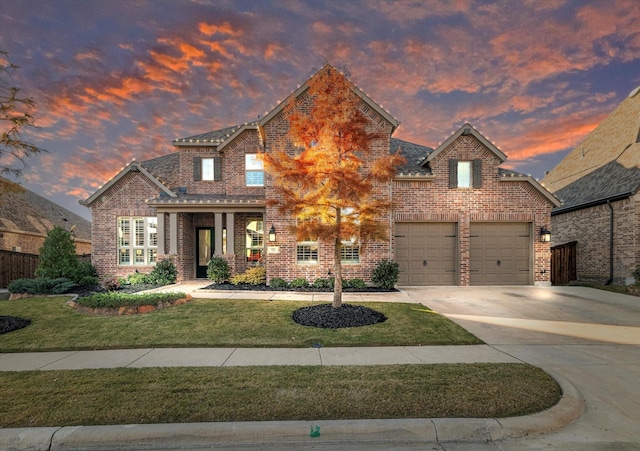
66 295 192 315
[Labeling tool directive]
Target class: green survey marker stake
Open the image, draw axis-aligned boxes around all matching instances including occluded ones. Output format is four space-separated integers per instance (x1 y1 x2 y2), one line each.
310 425 321 437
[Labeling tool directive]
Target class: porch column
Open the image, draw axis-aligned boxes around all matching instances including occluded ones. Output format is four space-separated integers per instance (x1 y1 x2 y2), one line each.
156 213 165 255
169 213 178 255
226 213 235 255
214 213 223 255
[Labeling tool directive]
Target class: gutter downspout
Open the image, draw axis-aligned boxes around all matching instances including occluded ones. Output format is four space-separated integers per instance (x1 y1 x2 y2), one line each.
605 200 614 285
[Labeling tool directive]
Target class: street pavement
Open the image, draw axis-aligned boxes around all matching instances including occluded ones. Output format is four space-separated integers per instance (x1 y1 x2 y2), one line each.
1 284 639 450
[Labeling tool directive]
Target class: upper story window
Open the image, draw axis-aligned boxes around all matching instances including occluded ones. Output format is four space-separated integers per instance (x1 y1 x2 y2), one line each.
194 156 221 182
245 154 264 186
449 159 482 189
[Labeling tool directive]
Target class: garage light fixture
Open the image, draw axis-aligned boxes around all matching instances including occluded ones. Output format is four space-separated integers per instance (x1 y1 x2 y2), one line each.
539 226 551 242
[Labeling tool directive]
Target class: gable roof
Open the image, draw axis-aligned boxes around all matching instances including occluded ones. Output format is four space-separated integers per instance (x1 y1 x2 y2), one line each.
258 64 400 134
81 160 176 207
542 85 640 194
427 123 508 163
0 177 91 241
172 123 259 149
392 137 433 176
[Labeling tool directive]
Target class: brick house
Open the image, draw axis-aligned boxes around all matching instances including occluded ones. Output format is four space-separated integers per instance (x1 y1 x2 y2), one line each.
0 177 91 255
542 85 640 285
82 66 559 286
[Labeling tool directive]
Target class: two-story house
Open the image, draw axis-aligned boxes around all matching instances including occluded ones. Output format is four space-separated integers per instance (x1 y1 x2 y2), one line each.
82 65 559 286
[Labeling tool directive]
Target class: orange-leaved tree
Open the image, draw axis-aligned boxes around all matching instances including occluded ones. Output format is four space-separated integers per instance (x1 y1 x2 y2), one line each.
261 66 405 308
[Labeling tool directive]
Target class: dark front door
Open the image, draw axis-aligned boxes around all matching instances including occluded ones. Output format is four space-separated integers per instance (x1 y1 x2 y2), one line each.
196 227 214 278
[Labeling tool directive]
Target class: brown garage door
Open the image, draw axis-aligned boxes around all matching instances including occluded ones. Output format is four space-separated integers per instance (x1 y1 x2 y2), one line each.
470 222 531 285
395 222 457 285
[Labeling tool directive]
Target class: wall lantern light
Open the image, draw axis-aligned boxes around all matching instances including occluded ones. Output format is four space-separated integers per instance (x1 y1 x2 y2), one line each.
539 226 551 243
268 225 277 242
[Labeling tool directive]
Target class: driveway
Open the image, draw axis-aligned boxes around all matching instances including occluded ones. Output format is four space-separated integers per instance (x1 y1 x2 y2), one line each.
403 285 640 449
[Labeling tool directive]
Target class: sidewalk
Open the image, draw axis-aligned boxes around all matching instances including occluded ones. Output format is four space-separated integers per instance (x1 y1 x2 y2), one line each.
0 283 584 450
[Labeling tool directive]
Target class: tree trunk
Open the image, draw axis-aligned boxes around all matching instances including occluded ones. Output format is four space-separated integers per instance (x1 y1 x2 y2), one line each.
333 235 343 308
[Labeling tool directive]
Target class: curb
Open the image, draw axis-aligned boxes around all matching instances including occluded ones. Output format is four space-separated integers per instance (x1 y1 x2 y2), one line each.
0 372 583 450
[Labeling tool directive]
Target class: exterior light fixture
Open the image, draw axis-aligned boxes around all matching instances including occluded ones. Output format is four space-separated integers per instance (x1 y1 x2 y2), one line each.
268 225 276 242
539 226 551 243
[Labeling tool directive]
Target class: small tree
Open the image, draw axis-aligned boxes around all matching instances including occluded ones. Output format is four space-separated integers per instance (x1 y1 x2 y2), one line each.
0 50 45 197
262 65 405 308
35 226 79 280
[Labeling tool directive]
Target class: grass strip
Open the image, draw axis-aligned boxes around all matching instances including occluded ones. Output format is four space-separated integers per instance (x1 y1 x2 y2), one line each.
0 364 561 427
0 297 481 352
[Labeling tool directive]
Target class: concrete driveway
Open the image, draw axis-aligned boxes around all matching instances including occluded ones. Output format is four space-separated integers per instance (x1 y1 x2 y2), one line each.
403 285 640 449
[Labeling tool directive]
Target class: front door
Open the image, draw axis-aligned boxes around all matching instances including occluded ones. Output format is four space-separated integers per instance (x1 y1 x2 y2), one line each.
196 227 214 278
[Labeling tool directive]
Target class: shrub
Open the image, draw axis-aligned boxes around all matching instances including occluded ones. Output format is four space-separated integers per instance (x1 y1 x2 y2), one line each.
70 261 100 286
35 226 78 280
312 278 332 289
230 266 266 285
372 260 399 290
126 272 152 285
76 292 188 308
269 278 289 288
289 277 309 288
149 258 178 285
633 267 640 285
347 278 367 289
101 276 121 291
8 277 76 294
207 257 230 284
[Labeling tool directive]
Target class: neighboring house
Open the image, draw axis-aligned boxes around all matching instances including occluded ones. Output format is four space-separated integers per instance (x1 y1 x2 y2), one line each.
82 65 559 286
0 177 91 255
542 85 640 285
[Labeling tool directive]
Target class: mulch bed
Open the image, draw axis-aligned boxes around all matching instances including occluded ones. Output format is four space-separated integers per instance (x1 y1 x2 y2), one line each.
0 316 31 335
292 303 387 329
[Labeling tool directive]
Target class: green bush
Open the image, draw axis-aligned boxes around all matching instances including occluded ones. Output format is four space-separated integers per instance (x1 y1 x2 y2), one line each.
312 278 332 289
101 276 121 291
347 278 367 289
269 278 289 288
289 278 309 288
76 292 187 308
230 266 266 285
8 277 76 294
34 226 98 285
149 258 177 285
372 260 399 290
207 257 230 284
126 272 152 285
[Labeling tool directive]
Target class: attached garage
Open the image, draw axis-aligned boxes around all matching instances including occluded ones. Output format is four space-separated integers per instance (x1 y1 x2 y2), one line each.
470 222 531 285
395 222 457 285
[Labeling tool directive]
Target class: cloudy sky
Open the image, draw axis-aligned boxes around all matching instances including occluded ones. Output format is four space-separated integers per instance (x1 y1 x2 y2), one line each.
2 0 639 221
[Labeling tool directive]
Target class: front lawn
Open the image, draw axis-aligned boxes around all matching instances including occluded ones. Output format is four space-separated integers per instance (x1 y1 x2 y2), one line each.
0 364 561 427
0 296 481 352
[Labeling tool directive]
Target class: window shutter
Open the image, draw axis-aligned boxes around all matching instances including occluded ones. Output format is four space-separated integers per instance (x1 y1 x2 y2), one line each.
193 157 202 181
473 159 482 188
213 157 222 181
449 159 458 189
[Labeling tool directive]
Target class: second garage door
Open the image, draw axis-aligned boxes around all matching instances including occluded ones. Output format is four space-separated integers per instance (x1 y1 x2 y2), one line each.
470 222 531 285
395 222 457 285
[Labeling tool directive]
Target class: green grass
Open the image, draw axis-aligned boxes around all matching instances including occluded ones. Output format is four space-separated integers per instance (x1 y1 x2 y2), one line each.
0 364 561 427
0 296 481 352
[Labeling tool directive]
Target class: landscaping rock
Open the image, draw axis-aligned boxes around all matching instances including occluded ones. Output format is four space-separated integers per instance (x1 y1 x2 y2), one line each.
137 305 157 314
292 303 387 329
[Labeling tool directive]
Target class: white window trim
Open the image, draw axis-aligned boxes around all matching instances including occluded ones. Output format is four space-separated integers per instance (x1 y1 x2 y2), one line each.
118 217 158 266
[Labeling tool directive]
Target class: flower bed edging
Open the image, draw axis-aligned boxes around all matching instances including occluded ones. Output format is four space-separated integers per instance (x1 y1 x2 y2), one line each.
66 294 192 316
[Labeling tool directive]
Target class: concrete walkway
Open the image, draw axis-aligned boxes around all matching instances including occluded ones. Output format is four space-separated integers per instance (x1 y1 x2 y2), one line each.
3 283 639 449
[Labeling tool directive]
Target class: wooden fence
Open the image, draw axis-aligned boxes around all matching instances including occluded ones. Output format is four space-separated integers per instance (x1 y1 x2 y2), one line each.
551 241 577 286
0 249 39 288
0 250 91 288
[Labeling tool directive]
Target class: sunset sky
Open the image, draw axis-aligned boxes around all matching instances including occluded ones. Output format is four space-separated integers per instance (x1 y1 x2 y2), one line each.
2 0 639 221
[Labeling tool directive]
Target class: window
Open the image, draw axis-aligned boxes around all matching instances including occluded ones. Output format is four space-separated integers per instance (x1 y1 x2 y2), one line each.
296 241 319 263
245 154 264 186
340 242 360 263
118 217 157 265
458 161 471 188
245 219 264 264
449 159 482 188
193 156 221 181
